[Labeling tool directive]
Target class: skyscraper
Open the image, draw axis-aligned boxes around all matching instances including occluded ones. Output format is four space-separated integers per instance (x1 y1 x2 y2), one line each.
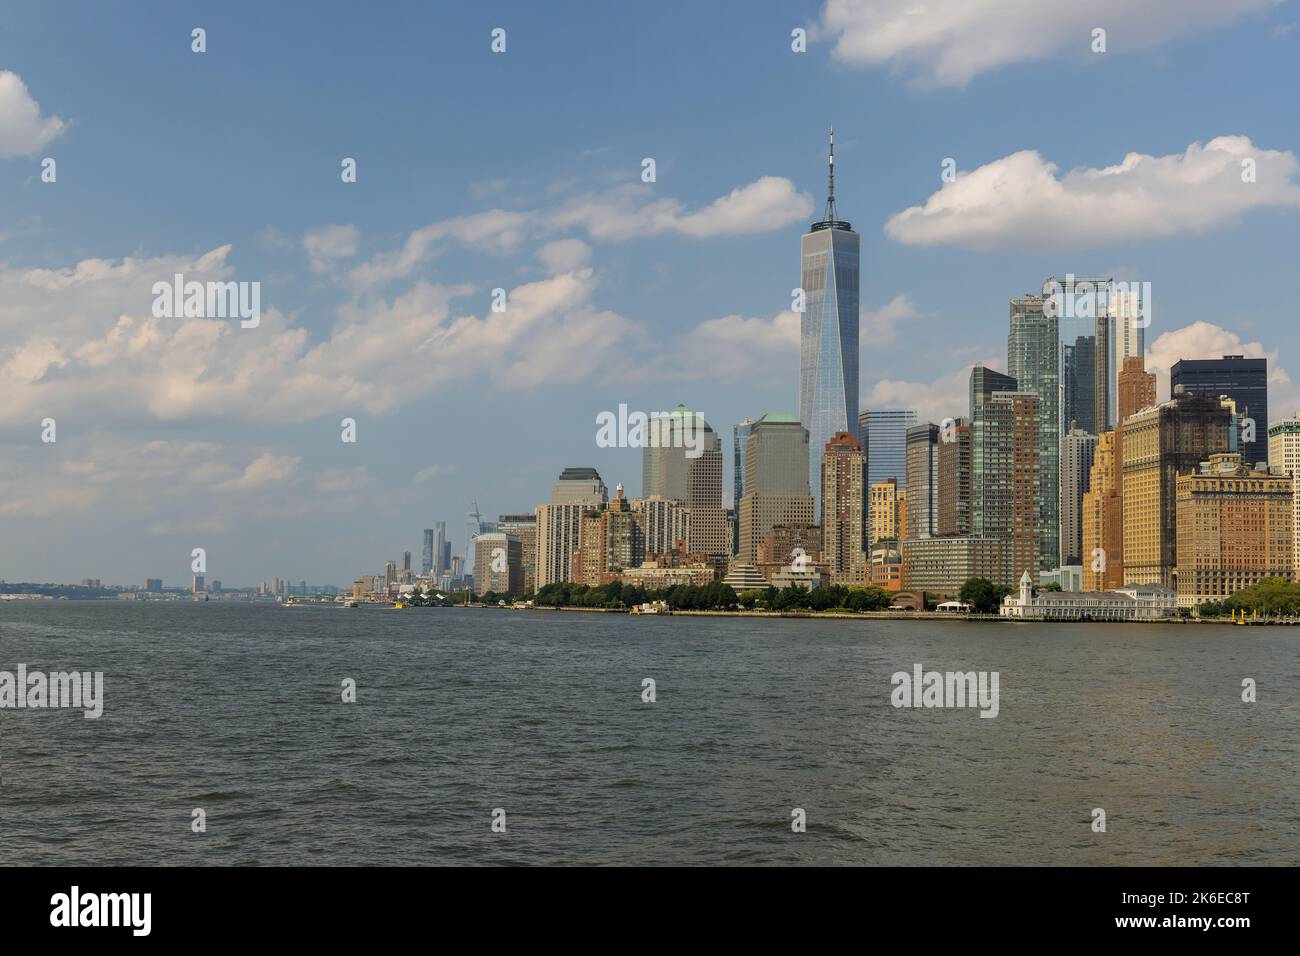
733 418 756 555
936 417 973 537
1060 428 1098 567
496 513 539 595
1008 293 1059 573
1043 275 1106 437
642 404 728 558
869 478 902 547
472 532 524 596
820 431 866 586
737 414 815 564
800 129 859 512
1171 355 1269 467
904 423 939 540
970 366 1039 585
858 409 916 488
535 467 608 587
1267 411 1300 576
433 522 447 576
1081 430 1123 591
421 529 434 575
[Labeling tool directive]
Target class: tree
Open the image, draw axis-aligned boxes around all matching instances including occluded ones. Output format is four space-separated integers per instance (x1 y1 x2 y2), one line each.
959 577 1012 614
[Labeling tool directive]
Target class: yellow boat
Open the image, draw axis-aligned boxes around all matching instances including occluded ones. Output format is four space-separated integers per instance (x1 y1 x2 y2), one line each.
393 602 410 609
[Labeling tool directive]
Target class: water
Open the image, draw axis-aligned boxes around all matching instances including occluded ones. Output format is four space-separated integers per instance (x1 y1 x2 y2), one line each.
0 602 1296 866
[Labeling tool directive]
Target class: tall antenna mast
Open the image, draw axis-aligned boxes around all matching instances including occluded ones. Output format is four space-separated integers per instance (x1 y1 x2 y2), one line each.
825 126 837 223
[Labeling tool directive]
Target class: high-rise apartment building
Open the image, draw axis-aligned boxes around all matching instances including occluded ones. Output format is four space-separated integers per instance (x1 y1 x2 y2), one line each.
800 130 859 509
576 484 645 587
970 367 1040 586
869 478 902 547
1117 355 1157 421
937 417 973 537
1171 355 1269 468
820 431 866 586
433 522 447 576
633 496 691 558
737 414 815 564
1122 390 1235 587
535 467 608 587
1175 454 1292 608
1008 293 1059 573
904 423 939 540
1060 428 1098 567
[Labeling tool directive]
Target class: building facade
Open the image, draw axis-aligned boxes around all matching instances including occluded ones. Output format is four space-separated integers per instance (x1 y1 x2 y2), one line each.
819 431 866 586
1171 355 1268 468
900 536 1006 595
937 417 973 537
1175 454 1293 608
904 423 939 540
1059 428 1098 567
1081 430 1124 591
1267 412 1300 576
472 532 523 595
737 414 816 564
1008 293 1059 573
535 467 608 587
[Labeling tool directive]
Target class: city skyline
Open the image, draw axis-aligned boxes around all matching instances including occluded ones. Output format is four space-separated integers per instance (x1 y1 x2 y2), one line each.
4 2 1300 584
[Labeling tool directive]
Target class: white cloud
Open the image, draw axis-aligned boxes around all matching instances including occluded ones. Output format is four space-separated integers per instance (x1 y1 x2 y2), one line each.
215 452 301 491
672 310 800 383
412 463 454 483
886 136 1300 250
303 224 359 273
862 293 927 347
537 238 591 273
348 177 813 287
815 0 1278 87
0 70 65 156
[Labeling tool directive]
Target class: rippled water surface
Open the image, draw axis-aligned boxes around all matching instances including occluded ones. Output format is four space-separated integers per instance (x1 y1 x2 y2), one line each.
1 602 1296 865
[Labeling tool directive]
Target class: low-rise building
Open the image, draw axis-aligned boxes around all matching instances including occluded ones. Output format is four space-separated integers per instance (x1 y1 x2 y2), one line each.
1000 571 1176 620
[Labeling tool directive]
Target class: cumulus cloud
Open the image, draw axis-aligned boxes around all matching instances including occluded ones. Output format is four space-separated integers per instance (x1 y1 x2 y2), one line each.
0 70 65 156
303 224 359 273
412 463 454 483
886 136 1300 250
862 293 927 347
815 0 1278 87
215 452 301 491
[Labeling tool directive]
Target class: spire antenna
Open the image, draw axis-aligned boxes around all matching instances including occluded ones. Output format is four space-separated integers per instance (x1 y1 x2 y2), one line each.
825 126 837 222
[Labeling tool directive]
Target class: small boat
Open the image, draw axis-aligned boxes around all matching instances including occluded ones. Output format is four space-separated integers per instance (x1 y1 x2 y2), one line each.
393 602 410 609
343 599 358 608
630 601 671 616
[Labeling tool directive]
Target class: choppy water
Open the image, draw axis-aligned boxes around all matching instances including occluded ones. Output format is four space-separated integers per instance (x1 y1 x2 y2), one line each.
0 602 1296 865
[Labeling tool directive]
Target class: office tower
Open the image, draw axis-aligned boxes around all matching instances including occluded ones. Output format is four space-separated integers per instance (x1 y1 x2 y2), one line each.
421 529 434 574
733 418 756 554
1117 355 1156 421
869 478 902 547
642 404 728 557
433 522 447 576
1122 390 1235 587
402 551 411 572
1175 453 1292 608
535 467 609 587
192 574 205 593
820 431 866 586
1268 412 1300 577
1109 288 1146 426
1008 293 1059 572
144 578 162 592
384 561 397 589
472 532 523 595
859 409 916 487
1171 355 1269 467
936 417 972 536
496 513 539 594
904 423 939 540
633 496 691 557
970 366 1040 585
1043 275 1106 437
1093 310 1111 433
211 580 222 593
800 129 859 510
1082 430 1124 591
737 414 815 563
576 484 645 586
1060 428 1098 566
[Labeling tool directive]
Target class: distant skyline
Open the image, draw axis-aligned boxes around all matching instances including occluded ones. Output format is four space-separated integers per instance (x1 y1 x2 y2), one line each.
3 1 1300 583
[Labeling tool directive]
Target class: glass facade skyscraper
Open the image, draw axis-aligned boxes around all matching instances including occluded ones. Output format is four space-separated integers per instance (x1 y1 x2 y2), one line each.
858 409 917 489
1008 294 1060 572
800 129 859 516
1171 355 1269 467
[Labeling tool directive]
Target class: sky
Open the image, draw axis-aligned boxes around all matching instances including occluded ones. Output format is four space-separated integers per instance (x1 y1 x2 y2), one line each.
3 0 1300 586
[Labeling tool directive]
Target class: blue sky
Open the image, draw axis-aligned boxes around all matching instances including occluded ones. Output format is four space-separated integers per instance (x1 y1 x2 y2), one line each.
3 0 1300 585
